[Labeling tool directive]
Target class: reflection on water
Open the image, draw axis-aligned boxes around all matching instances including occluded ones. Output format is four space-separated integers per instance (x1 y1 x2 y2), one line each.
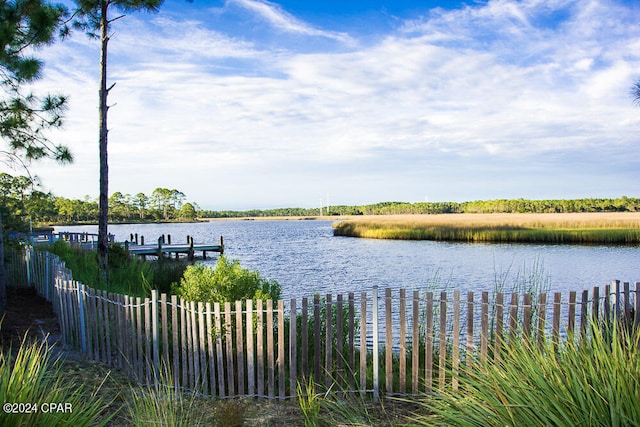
56 220 639 300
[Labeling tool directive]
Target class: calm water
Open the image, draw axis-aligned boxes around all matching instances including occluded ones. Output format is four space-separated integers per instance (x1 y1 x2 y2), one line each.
56 220 639 300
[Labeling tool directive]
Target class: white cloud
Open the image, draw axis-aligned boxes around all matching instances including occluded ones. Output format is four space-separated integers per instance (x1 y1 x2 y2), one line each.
16 0 640 207
227 0 355 45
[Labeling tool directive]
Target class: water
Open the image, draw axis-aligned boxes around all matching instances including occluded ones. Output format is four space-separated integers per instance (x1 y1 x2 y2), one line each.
56 220 639 300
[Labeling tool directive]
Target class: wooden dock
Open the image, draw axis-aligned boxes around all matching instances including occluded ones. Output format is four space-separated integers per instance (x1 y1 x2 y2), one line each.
125 234 224 261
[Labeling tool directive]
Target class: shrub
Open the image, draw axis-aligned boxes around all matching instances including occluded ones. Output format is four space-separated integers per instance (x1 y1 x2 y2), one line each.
173 256 281 304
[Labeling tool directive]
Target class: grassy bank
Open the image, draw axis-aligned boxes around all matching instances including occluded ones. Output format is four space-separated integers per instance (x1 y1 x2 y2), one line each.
333 212 640 244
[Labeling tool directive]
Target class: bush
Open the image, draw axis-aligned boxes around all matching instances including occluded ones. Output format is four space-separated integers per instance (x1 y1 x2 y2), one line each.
173 256 281 304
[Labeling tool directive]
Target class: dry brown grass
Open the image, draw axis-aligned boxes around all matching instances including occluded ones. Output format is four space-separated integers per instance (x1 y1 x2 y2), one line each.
334 212 640 229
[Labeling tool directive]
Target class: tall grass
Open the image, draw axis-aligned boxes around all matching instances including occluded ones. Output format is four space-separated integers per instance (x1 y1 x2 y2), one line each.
333 213 640 244
125 366 205 426
0 335 112 426
44 240 188 297
410 323 640 426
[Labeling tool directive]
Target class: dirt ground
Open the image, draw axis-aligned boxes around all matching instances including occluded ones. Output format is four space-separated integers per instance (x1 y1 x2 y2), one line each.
1 287 62 349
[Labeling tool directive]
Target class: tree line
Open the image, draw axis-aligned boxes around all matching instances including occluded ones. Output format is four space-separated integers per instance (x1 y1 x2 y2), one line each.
0 173 197 228
200 196 640 218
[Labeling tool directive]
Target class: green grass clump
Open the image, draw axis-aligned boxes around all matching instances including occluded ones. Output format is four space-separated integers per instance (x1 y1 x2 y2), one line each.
0 336 112 426
44 240 188 297
410 323 640 426
125 372 204 426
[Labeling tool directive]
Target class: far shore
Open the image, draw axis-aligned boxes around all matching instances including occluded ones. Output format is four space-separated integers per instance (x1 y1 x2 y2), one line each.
203 211 640 225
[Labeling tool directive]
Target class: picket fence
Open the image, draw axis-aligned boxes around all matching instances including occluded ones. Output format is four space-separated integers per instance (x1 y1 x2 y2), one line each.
6 248 639 400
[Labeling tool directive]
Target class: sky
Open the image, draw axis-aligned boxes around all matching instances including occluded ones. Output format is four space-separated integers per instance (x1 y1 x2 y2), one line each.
11 0 640 210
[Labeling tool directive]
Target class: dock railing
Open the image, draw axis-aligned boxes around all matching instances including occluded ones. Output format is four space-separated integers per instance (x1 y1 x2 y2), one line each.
6 246 639 401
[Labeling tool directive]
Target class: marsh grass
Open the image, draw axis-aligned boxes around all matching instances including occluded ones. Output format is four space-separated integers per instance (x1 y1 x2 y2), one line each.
334 213 640 244
409 322 640 426
0 334 113 426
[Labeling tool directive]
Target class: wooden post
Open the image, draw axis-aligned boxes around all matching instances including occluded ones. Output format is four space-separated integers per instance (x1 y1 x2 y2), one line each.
157 237 163 258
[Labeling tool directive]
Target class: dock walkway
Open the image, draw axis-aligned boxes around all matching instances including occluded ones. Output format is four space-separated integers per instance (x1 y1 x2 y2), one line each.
125 234 224 260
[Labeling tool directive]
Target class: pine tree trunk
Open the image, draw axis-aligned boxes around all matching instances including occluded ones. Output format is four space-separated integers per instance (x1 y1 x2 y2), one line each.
98 0 110 281
0 211 7 315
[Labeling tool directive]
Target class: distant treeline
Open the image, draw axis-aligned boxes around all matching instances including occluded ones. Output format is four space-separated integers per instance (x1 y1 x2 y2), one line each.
0 173 198 229
201 196 640 218
2 173 639 228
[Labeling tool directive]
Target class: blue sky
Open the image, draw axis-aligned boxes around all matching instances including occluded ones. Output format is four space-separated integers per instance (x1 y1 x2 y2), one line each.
17 0 640 210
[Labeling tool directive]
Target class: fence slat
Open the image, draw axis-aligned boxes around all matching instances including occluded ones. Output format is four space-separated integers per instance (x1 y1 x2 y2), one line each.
509 293 518 344
399 288 407 394
537 293 547 350
568 291 576 339
236 300 245 396
494 293 503 362
135 297 144 382
225 302 235 396
267 299 275 398
325 294 333 390
256 299 264 397
278 300 285 399
452 290 460 392
215 302 225 397
200 302 209 394
438 291 447 391
190 301 199 390
425 291 433 393
553 293 562 351
246 300 254 396
206 302 216 397
171 295 180 391
359 292 367 396
385 288 392 395
312 295 320 383
289 299 297 398
481 292 489 363
412 291 419 394
179 298 187 388
301 297 308 379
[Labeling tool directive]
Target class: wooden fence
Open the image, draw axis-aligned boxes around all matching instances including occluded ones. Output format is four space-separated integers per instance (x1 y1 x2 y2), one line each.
7 248 639 400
